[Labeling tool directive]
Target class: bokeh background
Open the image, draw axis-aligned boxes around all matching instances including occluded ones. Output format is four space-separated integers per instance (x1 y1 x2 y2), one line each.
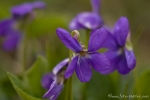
0 0 150 100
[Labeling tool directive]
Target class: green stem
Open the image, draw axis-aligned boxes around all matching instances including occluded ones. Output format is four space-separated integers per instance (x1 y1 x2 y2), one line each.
81 84 87 100
85 29 90 47
69 77 73 100
65 50 73 100
46 35 53 71
65 81 69 100
123 83 128 100
19 17 31 71
23 34 27 70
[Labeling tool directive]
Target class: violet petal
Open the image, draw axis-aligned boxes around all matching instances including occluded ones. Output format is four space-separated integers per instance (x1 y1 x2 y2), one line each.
2 31 21 51
56 28 82 53
117 55 131 75
69 17 84 30
11 3 33 17
43 81 63 99
0 19 13 36
65 56 79 79
114 17 129 46
53 58 69 75
102 30 118 50
88 27 108 52
88 52 111 74
50 90 61 100
124 49 136 69
41 73 55 90
75 56 92 82
103 50 121 74
77 12 103 30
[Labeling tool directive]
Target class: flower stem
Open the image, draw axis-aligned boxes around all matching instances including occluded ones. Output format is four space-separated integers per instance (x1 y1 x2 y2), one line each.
65 50 73 100
123 83 128 100
69 77 73 100
23 34 27 70
85 29 90 47
65 81 69 100
46 35 53 71
68 50 73 100
19 18 31 71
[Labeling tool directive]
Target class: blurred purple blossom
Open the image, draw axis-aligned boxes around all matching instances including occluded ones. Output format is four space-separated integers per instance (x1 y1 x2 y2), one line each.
0 1 46 51
69 0 103 30
0 19 21 51
0 19 13 36
41 58 69 100
102 17 136 74
11 1 46 19
56 27 111 82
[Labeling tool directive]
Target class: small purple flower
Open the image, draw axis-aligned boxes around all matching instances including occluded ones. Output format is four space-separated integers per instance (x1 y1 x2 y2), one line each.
11 1 46 19
102 17 136 75
56 27 111 82
0 2 45 51
0 19 21 51
2 31 21 51
0 19 13 36
69 0 103 30
41 58 69 100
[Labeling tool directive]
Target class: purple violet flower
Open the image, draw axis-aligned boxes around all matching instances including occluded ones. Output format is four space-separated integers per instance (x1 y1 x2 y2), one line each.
56 27 111 82
0 19 13 36
69 0 103 30
41 58 69 100
2 31 21 51
102 17 136 75
11 1 46 19
0 19 21 51
0 2 45 51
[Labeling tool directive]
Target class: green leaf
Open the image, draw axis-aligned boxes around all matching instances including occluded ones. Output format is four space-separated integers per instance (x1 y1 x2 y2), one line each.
24 55 48 97
7 72 42 100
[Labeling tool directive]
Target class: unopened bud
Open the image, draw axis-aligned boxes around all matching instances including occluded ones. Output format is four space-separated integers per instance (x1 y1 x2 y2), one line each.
71 30 80 41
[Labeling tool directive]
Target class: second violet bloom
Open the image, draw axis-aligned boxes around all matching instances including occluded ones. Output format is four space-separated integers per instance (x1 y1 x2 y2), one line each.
102 17 136 74
41 58 69 100
69 0 103 30
56 27 111 82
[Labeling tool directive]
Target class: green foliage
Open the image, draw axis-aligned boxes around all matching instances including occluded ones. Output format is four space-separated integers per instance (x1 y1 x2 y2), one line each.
7 72 42 100
7 55 48 100
26 14 67 38
134 70 150 96
24 55 48 97
0 69 17 100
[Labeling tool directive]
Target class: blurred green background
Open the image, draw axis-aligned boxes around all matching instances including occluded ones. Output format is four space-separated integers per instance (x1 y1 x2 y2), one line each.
0 0 150 100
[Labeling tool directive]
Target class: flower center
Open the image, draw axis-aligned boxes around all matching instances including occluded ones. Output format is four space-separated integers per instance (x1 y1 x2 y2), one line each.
80 51 87 56
56 69 65 85
118 47 124 55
